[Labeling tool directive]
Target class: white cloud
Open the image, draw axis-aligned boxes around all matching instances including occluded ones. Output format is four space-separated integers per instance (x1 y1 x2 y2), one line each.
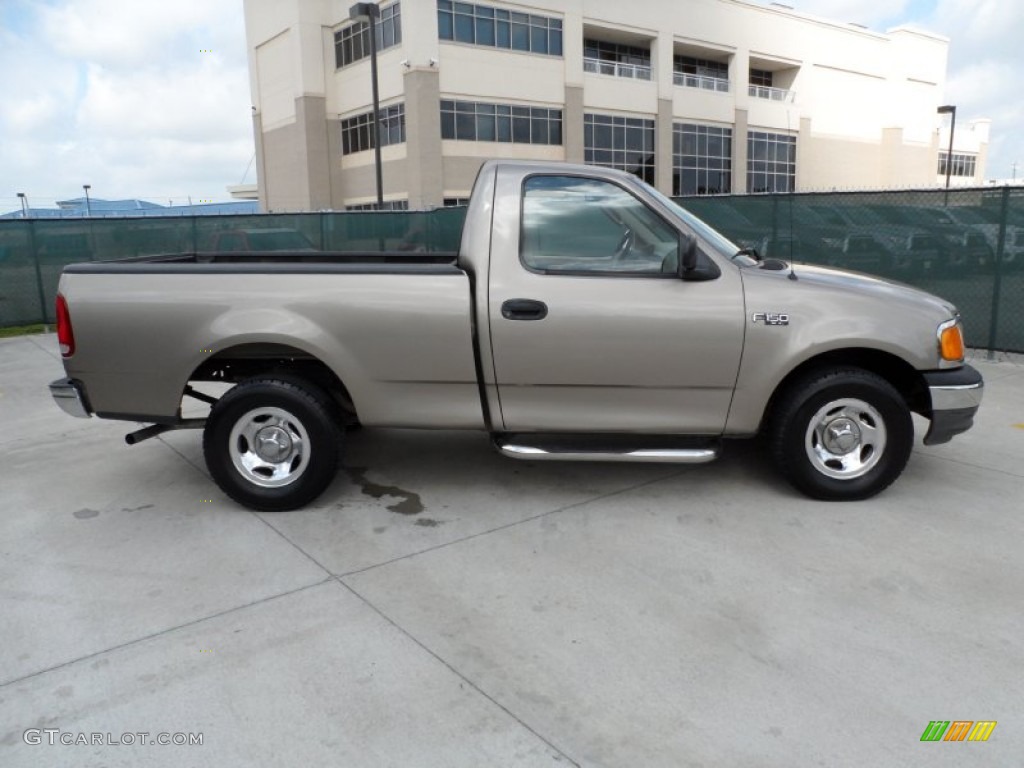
0 0 254 210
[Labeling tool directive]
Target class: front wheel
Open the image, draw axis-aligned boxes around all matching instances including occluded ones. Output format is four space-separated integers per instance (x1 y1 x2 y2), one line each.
203 377 342 511
769 368 913 501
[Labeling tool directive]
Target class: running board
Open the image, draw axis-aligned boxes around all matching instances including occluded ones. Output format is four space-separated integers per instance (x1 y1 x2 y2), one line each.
494 434 719 464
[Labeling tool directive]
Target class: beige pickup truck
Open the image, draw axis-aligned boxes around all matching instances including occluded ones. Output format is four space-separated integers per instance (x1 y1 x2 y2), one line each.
50 161 983 510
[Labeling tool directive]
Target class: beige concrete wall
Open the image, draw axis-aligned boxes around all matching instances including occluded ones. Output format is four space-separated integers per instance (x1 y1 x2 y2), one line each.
260 95 332 211
564 86 584 164
656 99 673 195
252 112 267 212
732 108 748 194
300 95 332 209
799 134 880 191
442 156 493 198
339 158 409 206
404 68 444 209
244 0 990 208
261 117 307 211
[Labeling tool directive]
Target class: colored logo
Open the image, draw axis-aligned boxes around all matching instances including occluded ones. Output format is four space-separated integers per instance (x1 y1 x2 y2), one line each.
920 721 996 742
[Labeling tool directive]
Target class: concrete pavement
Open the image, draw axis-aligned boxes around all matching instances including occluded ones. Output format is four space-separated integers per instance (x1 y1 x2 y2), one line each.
1 333 1022 766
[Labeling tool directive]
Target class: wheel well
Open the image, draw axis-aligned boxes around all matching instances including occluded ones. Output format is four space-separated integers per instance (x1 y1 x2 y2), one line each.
188 343 358 423
761 348 928 433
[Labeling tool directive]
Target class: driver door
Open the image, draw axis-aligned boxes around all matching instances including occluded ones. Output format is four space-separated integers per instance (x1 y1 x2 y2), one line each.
487 170 745 434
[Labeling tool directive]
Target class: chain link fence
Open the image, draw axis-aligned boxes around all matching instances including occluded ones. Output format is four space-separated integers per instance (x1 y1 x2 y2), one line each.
1 187 1021 352
0 208 467 326
679 185 1023 353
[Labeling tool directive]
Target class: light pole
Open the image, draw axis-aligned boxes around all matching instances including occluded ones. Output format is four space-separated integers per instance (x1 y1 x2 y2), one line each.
17 192 28 218
349 2 384 208
83 184 92 216
937 105 956 191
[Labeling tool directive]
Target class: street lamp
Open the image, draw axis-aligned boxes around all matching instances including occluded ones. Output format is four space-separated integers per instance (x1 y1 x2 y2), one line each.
349 2 384 208
82 184 92 216
937 105 956 191
17 192 28 218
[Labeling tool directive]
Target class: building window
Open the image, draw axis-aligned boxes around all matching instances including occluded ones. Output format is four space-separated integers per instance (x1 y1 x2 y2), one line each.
334 2 402 69
346 200 409 211
673 55 728 91
583 113 655 185
748 67 794 101
584 39 651 80
747 131 796 193
443 197 470 207
938 152 977 178
440 100 562 145
341 104 406 156
673 124 732 196
437 1 562 56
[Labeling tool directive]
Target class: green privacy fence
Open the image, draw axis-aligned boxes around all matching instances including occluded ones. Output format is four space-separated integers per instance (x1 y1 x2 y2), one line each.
677 185 1024 354
1 187 1022 352
0 209 467 328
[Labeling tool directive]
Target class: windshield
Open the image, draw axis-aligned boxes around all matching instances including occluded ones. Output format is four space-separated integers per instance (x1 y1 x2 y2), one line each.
636 180 742 259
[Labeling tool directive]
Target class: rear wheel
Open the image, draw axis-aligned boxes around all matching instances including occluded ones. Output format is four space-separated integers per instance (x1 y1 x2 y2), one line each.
770 368 913 500
203 377 342 511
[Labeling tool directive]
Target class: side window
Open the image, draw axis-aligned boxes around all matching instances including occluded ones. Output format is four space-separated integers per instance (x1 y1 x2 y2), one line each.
521 175 679 275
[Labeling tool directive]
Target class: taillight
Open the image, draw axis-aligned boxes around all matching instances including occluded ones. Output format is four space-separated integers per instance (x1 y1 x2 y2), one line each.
56 294 75 357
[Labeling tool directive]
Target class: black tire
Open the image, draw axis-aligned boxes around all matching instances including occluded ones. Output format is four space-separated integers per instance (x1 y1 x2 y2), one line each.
203 377 342 511
769 368 913 501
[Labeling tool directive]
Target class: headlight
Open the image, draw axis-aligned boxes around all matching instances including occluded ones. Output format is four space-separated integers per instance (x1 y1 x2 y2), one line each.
937 317 965 363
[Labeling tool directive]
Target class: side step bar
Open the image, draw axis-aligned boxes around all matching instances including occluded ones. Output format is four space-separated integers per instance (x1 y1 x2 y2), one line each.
494 434 719 464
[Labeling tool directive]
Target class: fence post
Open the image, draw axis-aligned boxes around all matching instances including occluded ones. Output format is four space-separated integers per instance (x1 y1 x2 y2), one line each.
986 186 1009 358
771 194 779 256
27 219 48 325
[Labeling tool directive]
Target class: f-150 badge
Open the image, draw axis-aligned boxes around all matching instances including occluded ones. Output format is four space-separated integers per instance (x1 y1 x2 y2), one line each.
751 312 790 326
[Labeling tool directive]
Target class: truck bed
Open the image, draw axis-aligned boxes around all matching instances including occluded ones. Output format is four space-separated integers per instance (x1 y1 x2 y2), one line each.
58 254 481 429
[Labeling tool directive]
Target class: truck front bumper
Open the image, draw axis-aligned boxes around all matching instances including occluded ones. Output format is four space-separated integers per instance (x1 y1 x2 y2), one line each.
49 377 92 418
922 365 983 446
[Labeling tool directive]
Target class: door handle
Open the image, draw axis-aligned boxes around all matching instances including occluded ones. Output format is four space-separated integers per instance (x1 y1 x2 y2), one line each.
501 298 548 321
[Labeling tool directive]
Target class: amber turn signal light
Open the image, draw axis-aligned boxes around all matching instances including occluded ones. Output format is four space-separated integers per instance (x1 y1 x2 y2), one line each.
939 323 964 362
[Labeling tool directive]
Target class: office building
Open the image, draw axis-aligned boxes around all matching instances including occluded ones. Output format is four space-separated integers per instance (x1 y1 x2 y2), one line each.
243 0 990 211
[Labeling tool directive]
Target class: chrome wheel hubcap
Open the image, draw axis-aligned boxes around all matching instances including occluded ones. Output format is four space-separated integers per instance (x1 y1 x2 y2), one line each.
229 407 310 488
805 398 886 480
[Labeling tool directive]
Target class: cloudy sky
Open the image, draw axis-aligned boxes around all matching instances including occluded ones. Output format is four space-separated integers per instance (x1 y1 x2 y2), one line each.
0 0 252 212
0 0 1020 213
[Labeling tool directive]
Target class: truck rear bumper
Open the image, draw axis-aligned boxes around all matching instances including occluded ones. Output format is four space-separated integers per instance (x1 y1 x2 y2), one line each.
49 377 92 418
922 365 983 445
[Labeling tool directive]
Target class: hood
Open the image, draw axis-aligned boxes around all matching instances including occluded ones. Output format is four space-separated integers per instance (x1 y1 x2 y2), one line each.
756 261 958 317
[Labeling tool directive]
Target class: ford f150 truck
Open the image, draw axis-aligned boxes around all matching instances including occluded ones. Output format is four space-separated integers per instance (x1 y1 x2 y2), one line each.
49 161 983 510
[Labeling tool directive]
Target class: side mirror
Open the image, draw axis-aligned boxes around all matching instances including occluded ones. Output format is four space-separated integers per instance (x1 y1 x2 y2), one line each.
680 235 698 275
676 234 721 282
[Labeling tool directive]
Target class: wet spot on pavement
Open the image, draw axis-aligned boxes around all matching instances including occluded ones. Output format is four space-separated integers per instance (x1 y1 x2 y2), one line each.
345 466 424 515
